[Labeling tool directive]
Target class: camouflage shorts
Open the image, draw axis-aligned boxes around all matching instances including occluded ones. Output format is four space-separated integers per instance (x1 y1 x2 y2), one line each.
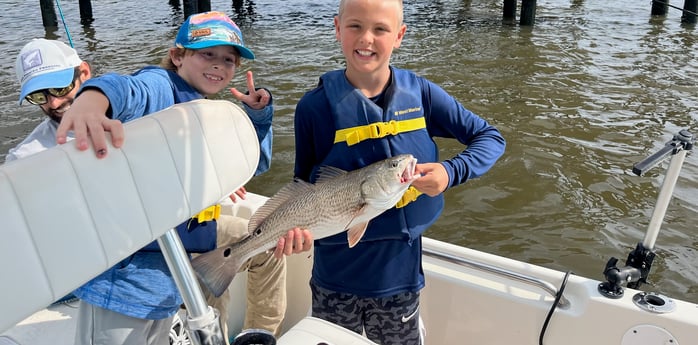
310 281 423 345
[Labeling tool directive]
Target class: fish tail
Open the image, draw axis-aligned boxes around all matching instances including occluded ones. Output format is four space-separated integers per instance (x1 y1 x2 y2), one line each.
191 247 243 298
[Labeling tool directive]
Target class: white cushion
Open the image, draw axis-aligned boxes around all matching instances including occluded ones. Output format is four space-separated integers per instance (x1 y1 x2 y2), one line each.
0 99 260 333
277 317 378 345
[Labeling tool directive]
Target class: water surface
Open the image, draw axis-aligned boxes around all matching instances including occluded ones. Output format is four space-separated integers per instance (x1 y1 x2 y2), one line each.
1 0 696 302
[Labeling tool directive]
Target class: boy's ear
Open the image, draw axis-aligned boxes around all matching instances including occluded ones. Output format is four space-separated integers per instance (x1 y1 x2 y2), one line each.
394 24 407 48
169 47 185 67
334 15 341 41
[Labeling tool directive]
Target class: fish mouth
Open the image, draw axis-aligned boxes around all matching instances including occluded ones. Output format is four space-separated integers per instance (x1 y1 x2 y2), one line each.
400 157 418 184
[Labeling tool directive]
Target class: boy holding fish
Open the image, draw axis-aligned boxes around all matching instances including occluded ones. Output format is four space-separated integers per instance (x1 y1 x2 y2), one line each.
52 11 311 345
293 0 506 344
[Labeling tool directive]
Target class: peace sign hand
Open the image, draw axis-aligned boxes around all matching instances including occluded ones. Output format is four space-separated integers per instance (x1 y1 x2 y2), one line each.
230 71 270 110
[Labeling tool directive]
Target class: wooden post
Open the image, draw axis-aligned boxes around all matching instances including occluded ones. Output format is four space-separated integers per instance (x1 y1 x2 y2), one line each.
197 0 211 12
520 0 537 26
183 0 198 18
503 0 516 23
40 0 58 27
682 0 697 23
651 0 669 15
79 0 94 24
233 0 244 12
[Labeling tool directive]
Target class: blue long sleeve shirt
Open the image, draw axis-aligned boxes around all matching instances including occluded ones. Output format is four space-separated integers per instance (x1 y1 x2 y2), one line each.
73 66 274 319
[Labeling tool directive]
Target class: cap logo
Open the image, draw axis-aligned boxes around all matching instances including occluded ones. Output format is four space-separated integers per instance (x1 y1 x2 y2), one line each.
21 49 43 75
191 28 212 38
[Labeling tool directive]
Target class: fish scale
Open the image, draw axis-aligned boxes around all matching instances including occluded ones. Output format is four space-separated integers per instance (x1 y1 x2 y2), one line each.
191 154 419 297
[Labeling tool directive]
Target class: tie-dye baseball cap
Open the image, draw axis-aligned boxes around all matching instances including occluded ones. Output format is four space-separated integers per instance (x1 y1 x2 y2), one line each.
175 11 255 60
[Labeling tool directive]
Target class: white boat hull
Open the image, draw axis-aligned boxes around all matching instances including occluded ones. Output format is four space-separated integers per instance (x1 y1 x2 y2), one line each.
5 192 696 345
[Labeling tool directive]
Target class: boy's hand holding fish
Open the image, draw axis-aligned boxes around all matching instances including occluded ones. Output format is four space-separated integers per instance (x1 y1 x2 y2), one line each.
274 228 313 259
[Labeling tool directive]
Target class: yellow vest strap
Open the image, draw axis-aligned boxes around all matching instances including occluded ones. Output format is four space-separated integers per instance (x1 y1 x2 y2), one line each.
334 117 427 146
193 204 221 223
396 186 422 208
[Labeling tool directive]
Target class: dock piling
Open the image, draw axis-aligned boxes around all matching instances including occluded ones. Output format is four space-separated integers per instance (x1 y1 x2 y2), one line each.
652 0 670 15
681 0 697 23
78 0 94 25
503 0 516 23
520 0 537 26
40 0 58 27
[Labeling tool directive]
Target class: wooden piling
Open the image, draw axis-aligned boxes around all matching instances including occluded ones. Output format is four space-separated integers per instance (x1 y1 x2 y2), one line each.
183 0 197 18
197 0 211 13
682 0 697 23
651 0 669 16
520 0 537 26
181 0 212 19
503 0 516 23
40 0 58 27
79 0 94 24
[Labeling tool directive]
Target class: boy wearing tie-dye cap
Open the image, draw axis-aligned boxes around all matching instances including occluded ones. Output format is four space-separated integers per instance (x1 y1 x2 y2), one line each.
59 11 311 345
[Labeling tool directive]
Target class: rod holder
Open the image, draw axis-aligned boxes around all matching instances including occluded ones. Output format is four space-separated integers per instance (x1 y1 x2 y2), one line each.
599 129 693 298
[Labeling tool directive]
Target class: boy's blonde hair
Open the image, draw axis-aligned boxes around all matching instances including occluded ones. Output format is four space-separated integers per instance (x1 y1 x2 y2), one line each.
337 0 404 24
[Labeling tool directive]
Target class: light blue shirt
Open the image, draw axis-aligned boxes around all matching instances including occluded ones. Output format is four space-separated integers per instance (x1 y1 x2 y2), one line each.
5 118 74 162
73 66 274 319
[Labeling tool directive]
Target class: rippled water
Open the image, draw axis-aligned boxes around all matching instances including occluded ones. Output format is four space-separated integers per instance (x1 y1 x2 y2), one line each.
1 0 696 302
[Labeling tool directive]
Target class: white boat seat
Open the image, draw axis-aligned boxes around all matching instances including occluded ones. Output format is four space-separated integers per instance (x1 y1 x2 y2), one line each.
276 317 378 345
0 99 260 333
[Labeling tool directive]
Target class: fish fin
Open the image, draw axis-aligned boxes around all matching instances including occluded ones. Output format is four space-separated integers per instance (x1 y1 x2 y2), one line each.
315 165 348 184
346 221 369 248
190 247 244 297
249 178 315 232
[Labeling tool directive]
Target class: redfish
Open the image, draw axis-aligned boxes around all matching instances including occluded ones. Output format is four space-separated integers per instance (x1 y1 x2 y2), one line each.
191 154 419 297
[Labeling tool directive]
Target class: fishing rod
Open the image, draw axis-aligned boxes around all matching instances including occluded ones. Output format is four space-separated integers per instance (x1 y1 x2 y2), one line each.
55 0 74 48
598 129 694 299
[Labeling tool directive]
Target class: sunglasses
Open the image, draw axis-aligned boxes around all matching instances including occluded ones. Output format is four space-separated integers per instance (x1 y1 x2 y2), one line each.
24 68 80 105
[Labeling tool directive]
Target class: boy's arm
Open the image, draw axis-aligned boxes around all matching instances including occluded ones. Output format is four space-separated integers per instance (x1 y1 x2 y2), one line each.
422 79 506 188
230 71 273 175
55 89 123 158
242 101 273 176
56 69 175 158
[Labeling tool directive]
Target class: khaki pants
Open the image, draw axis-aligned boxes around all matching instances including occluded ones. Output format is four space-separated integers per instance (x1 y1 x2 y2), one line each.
201 215 287 343
75 300 173 345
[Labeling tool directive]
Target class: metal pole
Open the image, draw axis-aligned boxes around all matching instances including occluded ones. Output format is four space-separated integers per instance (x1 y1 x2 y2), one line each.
641 149 688 250
158 229 225 345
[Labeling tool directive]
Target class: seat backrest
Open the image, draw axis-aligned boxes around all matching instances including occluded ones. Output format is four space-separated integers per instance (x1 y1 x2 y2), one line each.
0 99 260 333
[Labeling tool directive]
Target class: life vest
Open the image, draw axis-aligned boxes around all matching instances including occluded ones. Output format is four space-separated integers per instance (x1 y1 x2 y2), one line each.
313 68 444 245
